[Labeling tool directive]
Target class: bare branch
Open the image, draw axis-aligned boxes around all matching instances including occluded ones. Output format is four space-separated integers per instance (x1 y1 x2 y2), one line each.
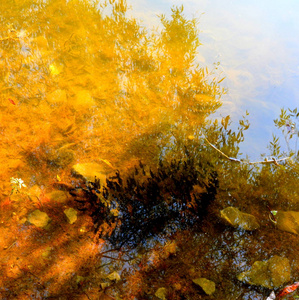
202 135 291 165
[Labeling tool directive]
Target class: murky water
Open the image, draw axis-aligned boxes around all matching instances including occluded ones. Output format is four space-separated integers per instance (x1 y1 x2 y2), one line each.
0 0 298 299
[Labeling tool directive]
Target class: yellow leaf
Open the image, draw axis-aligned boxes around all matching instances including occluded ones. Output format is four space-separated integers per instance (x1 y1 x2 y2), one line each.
218 77 225 83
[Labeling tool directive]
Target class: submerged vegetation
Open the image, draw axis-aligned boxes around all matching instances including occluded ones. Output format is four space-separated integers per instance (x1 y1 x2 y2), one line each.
0 0 298 299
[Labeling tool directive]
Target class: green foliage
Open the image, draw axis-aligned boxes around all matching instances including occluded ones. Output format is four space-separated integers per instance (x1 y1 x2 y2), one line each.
273 107 299 158
254 161 299 210
267 134 281 158
203 111 250 162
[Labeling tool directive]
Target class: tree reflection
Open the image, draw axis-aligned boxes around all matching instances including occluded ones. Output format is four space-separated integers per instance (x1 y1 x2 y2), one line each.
2 0 298 299
75 150 219 249
0 0 224 169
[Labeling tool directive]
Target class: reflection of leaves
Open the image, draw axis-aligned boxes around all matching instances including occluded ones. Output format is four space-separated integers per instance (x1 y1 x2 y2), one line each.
221 115 230 131
78 151 218 249
273 107 298 157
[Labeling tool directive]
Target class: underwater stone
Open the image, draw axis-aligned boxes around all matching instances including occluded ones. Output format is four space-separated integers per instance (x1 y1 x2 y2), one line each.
46 190 69 203
193 278 216 295
28 185 42 197
28 209 51 228
237 255 291 288
100 282 110 289
42 246 52 259
155 287 167 300
64 207 77 224
107 271 121 282
268 256 291 287
220 206 260 230
237 261 270 288
275 211 299 235
71 162 107 184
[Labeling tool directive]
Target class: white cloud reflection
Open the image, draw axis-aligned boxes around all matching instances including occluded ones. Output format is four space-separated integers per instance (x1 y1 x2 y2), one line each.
126 0 299 158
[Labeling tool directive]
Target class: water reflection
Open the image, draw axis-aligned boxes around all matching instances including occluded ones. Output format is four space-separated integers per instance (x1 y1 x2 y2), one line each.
73 153 218 248
0 0 298 299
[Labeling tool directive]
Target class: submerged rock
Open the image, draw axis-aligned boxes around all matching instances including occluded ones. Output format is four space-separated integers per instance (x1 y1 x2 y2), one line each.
269 256 291 287
193 278 216 295
64 207 77 224
46 190 69 203
28 209 51 228
220 206 260 230
275 211 299 235
42 246 52 259
237 255 291 288
71 162 107 184
155 287 167 300
107 271 121 282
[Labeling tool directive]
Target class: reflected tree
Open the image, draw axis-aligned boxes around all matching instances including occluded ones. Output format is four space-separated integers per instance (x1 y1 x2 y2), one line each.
5 0 298 299
0 0 225 169
74 150 218 249
273 107 299 159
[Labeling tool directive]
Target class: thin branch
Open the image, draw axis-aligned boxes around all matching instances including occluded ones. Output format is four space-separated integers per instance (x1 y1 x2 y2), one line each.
203 135 291 165
101 255 132 262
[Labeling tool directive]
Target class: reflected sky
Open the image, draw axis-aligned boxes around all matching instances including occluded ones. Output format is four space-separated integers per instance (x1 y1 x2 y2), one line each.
126 0 299 158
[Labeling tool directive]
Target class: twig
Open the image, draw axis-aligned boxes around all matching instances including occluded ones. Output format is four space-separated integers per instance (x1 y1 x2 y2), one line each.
4 241 17 250
83 291 91 300
101 255 132 262
203 135 291 165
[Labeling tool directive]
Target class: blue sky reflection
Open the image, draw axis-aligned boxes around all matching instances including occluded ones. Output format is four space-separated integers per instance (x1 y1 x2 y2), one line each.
126 0 299 159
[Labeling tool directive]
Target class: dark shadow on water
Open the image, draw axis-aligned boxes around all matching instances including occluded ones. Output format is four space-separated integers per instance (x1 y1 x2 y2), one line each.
74 150 219 250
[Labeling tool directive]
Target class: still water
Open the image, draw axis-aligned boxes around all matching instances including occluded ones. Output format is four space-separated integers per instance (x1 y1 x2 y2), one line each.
127 0 299 158
0 0 298 299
